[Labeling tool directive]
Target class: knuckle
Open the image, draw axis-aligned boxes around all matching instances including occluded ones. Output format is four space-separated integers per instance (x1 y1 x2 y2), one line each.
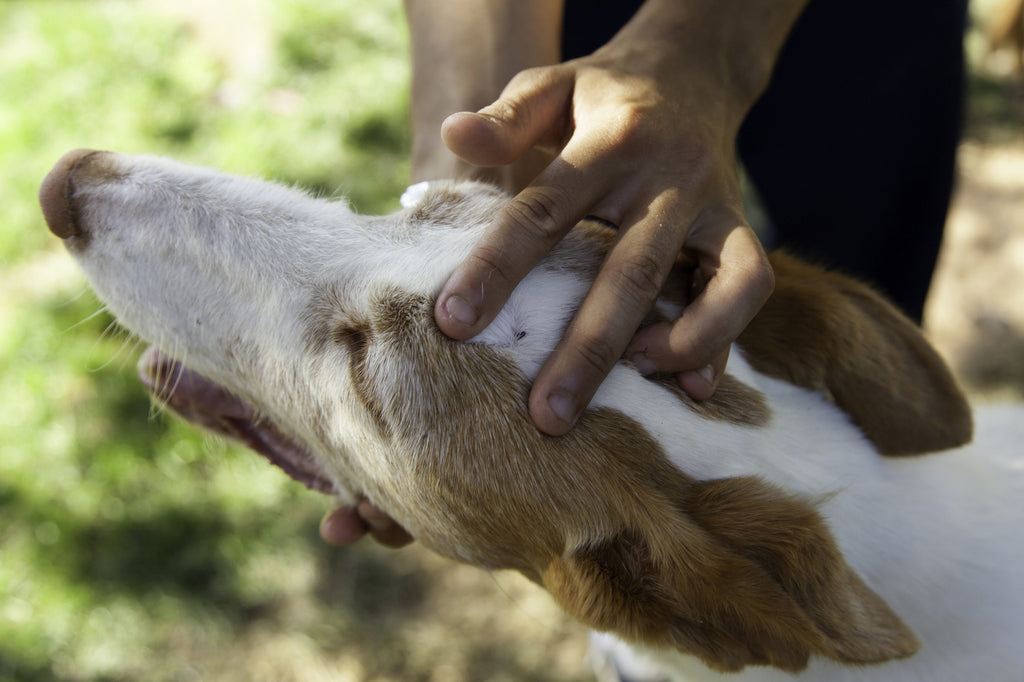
506 65 553 93
605 104 659 149
502 187 572 244
750 252 776 299
731 234 776 305
489 91 540 132
484 97 522 126
572 331 622 378
465 241 518 289
497 65 564 125
611 248 666 311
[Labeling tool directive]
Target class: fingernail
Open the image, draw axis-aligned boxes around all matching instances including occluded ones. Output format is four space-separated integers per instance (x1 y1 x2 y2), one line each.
629 353 657 376
547 390 579 428
443 294 478 326
697 364 715 385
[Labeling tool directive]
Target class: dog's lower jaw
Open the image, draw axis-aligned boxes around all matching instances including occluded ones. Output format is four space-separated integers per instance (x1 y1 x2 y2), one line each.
138 348 337 495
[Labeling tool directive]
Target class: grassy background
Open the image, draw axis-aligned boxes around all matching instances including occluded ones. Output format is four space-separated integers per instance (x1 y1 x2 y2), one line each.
1 1 1022 681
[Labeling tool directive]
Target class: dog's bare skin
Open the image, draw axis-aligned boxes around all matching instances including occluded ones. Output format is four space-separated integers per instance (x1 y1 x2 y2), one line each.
41 150 1024 681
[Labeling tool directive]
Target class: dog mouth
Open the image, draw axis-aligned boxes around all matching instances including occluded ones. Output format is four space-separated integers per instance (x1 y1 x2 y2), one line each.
137 347 335 495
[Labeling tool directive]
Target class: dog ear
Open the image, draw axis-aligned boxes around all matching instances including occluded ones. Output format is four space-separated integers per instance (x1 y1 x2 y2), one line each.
540 477 919 673
738 251 972 455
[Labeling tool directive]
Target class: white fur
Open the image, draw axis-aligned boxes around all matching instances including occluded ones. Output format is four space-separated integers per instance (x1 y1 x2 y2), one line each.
57 153 1024 681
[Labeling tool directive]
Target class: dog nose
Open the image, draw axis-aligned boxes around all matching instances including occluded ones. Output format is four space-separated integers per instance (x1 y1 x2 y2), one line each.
39 148 103 239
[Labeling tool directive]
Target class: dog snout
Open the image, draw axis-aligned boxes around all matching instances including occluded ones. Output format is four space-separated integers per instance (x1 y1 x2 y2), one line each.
39 148 108 239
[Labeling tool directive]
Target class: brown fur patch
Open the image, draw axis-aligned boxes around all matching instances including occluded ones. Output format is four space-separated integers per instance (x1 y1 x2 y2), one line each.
336 323 391 441
647 372 771 427
302 286 391 439
410 187 466 225
302 284 348 355
408 182 511 227
57 152 128 250
738 251 973 455
541 475 919 672
682 478 920 665
336 290 917 672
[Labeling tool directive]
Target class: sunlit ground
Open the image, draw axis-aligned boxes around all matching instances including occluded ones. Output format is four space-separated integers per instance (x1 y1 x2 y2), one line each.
927 141 1024 398
1 1 1022 680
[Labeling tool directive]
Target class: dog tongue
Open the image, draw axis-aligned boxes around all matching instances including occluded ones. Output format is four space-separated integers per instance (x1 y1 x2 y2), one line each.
137 347 334 494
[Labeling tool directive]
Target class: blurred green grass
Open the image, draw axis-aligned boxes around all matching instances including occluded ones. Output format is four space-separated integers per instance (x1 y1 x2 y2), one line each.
0 2 587 680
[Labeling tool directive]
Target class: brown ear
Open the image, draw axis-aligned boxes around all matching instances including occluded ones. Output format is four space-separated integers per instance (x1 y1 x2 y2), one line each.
738 251 972 455
540 477 919 673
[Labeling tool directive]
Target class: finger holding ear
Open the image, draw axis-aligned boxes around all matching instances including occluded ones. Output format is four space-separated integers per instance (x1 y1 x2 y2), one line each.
626 223 773 400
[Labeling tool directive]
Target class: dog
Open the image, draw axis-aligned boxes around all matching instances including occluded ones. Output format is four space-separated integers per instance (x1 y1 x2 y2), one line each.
40 149 1024 681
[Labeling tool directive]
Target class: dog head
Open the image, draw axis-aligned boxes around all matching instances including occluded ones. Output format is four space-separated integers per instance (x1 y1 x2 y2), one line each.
42 150 972 672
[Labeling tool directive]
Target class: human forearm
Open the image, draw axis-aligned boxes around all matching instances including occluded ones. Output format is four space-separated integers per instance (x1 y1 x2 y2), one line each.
403 0 563 184
603 0 810 124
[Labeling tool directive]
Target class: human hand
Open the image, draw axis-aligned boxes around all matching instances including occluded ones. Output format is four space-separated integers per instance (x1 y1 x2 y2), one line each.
320 499 413 548
433 1 799 435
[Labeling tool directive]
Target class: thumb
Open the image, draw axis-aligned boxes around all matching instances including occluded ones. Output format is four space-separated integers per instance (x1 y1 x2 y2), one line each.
441 66 573 167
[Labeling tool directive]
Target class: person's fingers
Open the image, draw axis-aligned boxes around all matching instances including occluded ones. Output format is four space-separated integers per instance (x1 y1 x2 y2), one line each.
438 57 768 420
441 67 573 168
434 66 593 341
357 499 414 548
435 69 592 342
434 152 608 341
625 223 773 397
527 190 691 434
319 506 368 546
675 348 730 401
319 501 413 548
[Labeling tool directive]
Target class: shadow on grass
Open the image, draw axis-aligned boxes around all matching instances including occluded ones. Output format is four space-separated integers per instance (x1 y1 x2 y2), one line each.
0 653 62 682
957 315 1024 397
966 71 1024 143
314 541 430 621
67 508 250 604
66 501 431 627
